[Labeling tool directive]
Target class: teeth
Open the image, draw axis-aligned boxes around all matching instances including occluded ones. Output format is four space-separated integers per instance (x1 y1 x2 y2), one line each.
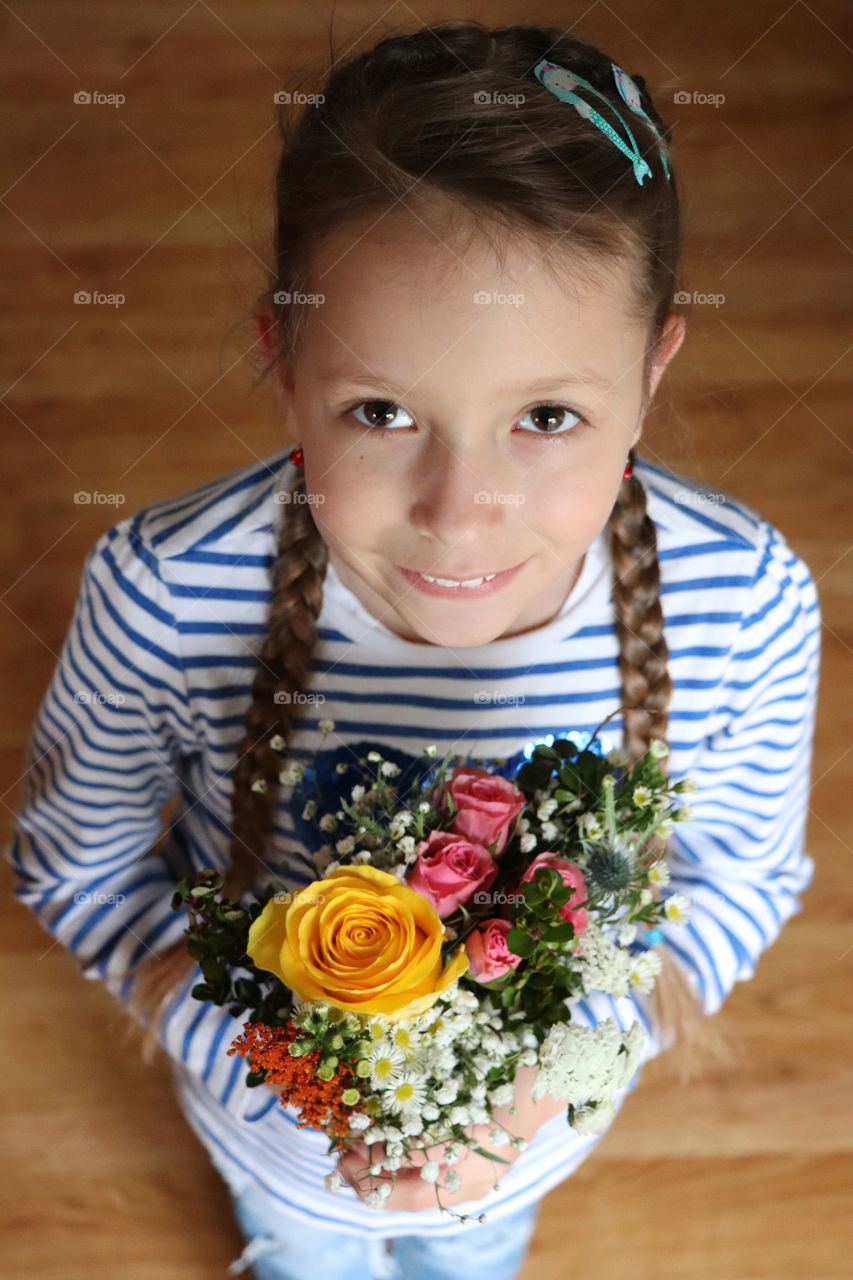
419 572 497 587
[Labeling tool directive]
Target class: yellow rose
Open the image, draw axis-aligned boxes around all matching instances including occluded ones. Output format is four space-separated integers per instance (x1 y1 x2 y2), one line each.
247 864 468 1021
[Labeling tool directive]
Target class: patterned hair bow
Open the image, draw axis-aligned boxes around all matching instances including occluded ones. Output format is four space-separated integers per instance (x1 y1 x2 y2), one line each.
533 58 671 186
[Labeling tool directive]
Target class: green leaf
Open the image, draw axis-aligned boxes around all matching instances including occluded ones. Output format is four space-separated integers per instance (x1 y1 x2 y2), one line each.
191 983 211 1000
506 927 535 958
521 880 544 907
550 881 573 908
543 920 575 943
470 1145 512 1166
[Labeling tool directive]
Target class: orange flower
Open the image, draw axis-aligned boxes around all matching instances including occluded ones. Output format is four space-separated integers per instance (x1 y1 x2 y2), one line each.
228 1020 366 1146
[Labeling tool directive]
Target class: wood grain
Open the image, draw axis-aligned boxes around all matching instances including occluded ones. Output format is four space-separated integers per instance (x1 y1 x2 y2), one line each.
2 3 851 1276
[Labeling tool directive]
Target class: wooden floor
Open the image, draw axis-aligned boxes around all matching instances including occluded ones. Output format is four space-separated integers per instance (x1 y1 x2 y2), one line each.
2 3 852 1277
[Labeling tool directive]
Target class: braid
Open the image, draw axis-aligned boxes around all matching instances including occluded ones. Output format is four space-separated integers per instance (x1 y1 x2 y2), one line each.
125 468 328 1063
609 447 672 765
608 455 734 1081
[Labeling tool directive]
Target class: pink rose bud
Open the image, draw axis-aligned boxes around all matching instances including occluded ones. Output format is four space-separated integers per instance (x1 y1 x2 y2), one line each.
465 917 523 983
408 829 498 918
520 853 589 935
432 766 524 856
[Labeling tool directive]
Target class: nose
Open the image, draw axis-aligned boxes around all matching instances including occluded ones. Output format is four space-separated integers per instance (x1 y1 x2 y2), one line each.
407 442 510 552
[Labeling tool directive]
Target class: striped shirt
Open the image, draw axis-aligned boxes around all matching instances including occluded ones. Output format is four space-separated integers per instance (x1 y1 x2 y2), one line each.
5 444 820 1237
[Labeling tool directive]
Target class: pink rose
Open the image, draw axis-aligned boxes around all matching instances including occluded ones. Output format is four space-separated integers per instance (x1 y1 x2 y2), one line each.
432 766 524 856
408 829 498 918
465 918 523 983
520 854 589 935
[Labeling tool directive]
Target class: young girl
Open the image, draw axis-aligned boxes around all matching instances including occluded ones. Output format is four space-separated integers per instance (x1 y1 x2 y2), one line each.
7 19 820 1280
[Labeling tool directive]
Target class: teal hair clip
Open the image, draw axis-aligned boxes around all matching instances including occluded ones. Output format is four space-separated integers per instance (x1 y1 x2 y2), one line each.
533 58 671 186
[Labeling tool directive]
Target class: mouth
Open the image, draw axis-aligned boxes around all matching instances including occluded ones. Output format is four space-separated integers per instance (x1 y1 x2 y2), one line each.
396 559 528 598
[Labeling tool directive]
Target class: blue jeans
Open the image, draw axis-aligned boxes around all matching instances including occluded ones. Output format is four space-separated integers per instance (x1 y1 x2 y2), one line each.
225 1180 540 1280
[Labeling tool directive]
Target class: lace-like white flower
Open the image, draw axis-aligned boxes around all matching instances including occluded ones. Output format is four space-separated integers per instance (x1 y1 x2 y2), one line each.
533 1018 645 1105
576 927 634 998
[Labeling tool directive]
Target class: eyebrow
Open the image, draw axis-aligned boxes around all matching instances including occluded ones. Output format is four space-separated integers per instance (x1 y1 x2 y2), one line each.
320 367 615 396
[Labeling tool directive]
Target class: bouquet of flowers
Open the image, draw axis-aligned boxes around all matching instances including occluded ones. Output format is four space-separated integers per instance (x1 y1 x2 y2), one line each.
171 713 694 1217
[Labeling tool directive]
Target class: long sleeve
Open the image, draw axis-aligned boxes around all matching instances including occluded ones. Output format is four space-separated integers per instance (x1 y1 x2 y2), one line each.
4 518 245 1081
650 520 821 1015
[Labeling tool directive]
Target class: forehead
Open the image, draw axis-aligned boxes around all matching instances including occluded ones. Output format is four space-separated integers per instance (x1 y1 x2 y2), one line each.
300 203 647 377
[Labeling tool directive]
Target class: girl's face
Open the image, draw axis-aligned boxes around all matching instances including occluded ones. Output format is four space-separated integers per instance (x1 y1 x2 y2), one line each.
276 210 684 648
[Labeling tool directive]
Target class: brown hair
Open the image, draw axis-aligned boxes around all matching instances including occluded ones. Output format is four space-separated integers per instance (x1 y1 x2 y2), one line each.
126 19 733 1082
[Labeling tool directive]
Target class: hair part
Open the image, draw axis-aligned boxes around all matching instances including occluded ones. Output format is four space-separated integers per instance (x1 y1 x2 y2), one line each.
125 18 733 1083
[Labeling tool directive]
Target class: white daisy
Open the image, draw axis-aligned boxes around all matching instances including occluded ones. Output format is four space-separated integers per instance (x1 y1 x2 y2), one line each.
663 892 691 925
384 1073 428 1116
367 1043 406 1086
648 859 671 887
628 948 664 994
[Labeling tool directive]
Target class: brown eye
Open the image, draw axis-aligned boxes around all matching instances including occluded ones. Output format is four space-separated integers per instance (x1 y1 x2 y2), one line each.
517 404 583 436
349 400 415 429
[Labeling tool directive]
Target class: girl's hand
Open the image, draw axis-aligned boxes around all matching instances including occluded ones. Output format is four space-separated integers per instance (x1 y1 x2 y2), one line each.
336 1063 568 1212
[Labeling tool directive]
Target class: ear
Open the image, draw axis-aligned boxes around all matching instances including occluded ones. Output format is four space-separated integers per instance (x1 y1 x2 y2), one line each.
253 304 294 397
632 311 687 445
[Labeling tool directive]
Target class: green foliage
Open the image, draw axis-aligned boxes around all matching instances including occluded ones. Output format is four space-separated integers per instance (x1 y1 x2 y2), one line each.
170 868 293 1028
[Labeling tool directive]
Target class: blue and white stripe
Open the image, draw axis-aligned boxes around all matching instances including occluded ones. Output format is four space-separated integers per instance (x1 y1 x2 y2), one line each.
5 444 819 1236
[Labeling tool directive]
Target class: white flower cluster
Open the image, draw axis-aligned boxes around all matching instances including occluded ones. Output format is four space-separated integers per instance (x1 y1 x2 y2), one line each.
572 926 634 999
323 984 528 1199
531 1017 645 1110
